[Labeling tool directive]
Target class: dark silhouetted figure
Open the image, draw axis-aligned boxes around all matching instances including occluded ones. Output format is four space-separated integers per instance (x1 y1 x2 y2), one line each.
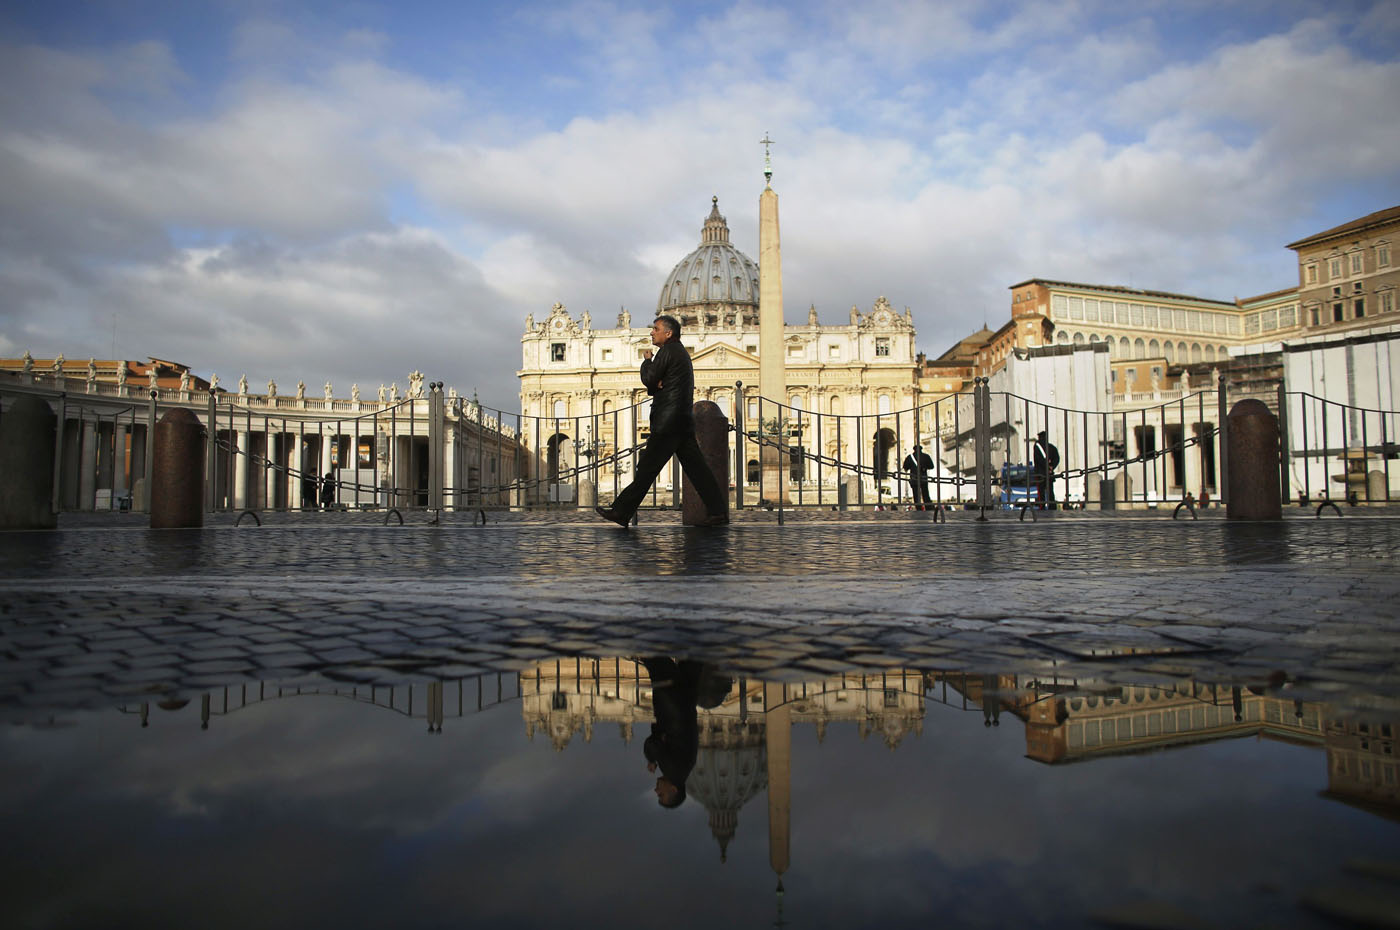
596 315 727 528
320 471 336 510
902 443 935 510
640 657 703 809
1033 431 1060 509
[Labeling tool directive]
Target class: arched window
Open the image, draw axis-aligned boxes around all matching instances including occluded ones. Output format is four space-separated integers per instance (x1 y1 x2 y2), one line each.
1204 345 1216 362
1119 336 1130 357
1134 337 1146 359
1149 339 1160 357
1178 341 1188 360
878 394 892 415
1191 343 1202 363
746 459 759 484
553 399 566 420
1073 332 1085 346
1164 342 1176 363
829 396 842 416
1057 330 1070 344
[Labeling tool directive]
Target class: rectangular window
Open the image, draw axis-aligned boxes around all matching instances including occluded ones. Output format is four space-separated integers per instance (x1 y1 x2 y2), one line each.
745 344 757 354
1143 305 1156 327
828 344 839 358
787 344 802 358
1130 303 1144 326
1354 298 1365 318
1379 245 1392 267
1068 297 1084 320
1176 308 1188 330
1118 303 1131 325
1330 258 1343 278
1278 305 1296 327
1306 264 1318 283
1084 298 1099 322
1354 282 1364 294
550 343 565 361
1187 310 1200 332
601 348 613 362
1051 294 1067 318
1310 307 1321 326
1261 309 1278 331
358 436 374 468
875 338 891 357
1351 252 1364 274
1383 292 1395 313
1334 302 1345 322
1245 314 1261 334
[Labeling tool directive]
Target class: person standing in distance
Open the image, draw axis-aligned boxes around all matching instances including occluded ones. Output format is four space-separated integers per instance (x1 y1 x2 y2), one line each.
902 443 935 511
596 315 728 528
1033 430 1060 509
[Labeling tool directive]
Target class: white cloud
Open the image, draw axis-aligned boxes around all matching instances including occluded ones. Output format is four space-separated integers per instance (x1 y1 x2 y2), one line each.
0 2 1394 404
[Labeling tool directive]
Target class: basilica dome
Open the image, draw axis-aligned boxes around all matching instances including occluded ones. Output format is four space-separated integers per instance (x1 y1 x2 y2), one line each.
656 197 760 328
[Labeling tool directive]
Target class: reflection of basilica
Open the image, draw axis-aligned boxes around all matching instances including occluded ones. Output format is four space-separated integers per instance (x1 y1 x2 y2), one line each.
519 659 928 864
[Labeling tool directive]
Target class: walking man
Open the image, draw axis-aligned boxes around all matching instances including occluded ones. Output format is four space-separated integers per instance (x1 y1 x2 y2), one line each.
902 443 935 510
596 315 728 528
1033 430 1060 509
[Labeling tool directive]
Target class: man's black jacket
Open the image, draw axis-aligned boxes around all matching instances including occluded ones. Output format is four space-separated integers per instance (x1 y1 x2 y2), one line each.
641 340 696 436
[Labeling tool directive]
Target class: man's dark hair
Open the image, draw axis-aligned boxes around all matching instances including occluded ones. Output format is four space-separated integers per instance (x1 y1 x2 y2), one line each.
655 315 681 340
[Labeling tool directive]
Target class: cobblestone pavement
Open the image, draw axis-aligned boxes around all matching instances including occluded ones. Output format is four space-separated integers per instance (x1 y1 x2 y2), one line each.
3 509 1399 712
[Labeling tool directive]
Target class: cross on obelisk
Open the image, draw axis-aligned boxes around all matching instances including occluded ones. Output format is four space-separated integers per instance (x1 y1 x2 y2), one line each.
760 132 774 186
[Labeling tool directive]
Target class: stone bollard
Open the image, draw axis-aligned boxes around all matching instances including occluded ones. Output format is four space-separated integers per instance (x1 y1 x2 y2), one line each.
1226 399 1281 520
150 408 205 529
577 477 596 508
1368 469 1386 504
683 401 729 526
0 395 57 529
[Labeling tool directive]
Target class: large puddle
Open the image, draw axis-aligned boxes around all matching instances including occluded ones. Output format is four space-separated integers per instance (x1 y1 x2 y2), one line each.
5 660 1398 928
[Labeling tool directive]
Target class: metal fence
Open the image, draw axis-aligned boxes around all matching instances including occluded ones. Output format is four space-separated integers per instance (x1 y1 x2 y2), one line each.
5 374 1398 517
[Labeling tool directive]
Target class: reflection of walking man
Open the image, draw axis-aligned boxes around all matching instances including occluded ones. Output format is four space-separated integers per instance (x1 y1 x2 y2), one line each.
640 657 702 808
902 443 935 510
1033 431 1060 508
596 315 728 528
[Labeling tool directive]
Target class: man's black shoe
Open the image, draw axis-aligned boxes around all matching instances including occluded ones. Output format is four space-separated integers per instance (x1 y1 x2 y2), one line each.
595 506 629 528
702 514 730 526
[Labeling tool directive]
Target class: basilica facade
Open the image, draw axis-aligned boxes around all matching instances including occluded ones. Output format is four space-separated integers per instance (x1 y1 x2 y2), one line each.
517 198 921 500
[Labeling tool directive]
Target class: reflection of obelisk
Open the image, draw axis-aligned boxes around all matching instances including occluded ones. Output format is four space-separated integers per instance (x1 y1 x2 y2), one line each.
764 682 790 892
758 134 787 503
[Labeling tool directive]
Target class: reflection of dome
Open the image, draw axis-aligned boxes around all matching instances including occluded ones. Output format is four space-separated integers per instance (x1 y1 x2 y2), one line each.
656 197 760 328
687 721 768 863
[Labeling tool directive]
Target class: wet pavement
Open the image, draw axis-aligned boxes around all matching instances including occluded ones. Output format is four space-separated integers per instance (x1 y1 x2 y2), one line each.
3 510 1400 928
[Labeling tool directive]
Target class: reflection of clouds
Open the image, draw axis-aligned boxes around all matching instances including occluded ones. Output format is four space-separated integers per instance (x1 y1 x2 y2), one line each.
4 678 1397 928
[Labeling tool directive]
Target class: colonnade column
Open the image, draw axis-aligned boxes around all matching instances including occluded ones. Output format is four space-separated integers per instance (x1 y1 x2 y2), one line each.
232 429 249 509
78 419 99 510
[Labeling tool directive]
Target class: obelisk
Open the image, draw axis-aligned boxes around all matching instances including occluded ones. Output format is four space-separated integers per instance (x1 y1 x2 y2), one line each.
758 134 787 502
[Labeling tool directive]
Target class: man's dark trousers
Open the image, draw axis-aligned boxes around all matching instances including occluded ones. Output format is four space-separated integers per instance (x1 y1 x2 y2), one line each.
610 429 725 521
909 473 930 510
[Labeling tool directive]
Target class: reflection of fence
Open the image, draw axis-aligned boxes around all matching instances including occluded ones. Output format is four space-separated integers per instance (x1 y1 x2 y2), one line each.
118 672 523 732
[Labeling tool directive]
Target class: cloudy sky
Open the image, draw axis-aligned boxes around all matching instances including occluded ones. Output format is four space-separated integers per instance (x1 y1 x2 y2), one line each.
1 1 1397 406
